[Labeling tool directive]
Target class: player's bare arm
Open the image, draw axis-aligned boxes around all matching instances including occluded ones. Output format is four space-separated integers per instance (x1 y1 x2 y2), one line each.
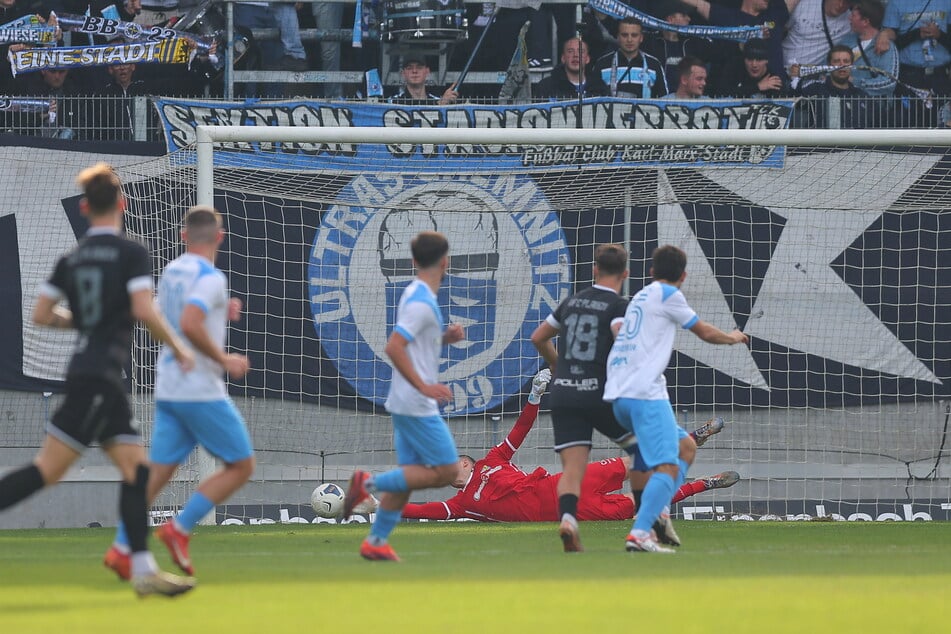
530 321 560 372
180 303 250 378
32 294 73 329
689 320 749 345
385 330 451 402
130 288 195 372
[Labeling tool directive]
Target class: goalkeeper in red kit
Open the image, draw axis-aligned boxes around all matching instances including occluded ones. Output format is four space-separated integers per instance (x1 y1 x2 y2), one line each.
401 370 738 522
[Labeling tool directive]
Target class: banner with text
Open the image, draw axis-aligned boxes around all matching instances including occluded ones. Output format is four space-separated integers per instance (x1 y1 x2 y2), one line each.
155 97 796 169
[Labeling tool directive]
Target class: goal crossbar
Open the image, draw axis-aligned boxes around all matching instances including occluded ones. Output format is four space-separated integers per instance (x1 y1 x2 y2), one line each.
194 126 951 206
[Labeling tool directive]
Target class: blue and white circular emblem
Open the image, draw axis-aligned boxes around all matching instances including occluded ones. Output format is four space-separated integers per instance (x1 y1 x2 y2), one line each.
309 173 571 416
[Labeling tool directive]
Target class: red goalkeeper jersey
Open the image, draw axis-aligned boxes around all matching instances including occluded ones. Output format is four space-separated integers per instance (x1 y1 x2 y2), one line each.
403 403 560 522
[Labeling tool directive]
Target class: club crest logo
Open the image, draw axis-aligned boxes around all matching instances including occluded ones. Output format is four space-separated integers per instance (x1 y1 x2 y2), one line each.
309 174 571 415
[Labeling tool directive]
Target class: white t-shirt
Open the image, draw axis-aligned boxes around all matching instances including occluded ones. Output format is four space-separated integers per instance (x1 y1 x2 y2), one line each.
384 279 445 417
155 253 229 401
603 281 698 402
782 0 852 69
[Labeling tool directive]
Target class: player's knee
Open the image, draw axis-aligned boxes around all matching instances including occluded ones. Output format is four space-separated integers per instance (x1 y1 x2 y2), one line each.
227 456 256 482
655 462 679 479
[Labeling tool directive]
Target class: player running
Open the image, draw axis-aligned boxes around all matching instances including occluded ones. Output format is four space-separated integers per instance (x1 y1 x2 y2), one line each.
0 164 196 597
104 205 254 580
343 231 466 562
605 245 749 553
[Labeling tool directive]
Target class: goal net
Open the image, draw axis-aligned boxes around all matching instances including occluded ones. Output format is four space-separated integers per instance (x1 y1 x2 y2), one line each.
117 127 950 524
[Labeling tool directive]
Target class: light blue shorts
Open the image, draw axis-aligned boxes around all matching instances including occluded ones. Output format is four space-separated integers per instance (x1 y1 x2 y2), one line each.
391 413 458 467
151 399 254 465
611 398 685 469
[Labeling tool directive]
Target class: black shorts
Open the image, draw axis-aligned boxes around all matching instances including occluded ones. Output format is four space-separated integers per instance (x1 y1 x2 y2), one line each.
551 401 630 451
48 376 140 452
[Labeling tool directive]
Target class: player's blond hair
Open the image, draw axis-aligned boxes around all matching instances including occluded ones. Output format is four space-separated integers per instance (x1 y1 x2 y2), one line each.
76 163 122 216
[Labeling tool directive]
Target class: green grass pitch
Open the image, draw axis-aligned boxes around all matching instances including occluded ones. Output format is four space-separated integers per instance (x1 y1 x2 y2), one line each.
1 521 949 633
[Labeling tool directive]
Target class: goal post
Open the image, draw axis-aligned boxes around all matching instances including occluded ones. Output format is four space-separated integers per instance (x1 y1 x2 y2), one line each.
120 125 950 525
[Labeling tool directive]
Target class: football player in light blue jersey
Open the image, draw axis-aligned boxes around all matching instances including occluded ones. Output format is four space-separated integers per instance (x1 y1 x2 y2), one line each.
105 205 254 580
604 245 748 553
343 231 465 562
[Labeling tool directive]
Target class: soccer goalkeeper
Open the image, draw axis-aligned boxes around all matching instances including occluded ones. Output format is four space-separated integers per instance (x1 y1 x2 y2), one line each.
400 370 738 522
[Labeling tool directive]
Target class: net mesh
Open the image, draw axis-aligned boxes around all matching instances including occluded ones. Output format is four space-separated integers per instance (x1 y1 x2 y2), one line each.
109 138 951 523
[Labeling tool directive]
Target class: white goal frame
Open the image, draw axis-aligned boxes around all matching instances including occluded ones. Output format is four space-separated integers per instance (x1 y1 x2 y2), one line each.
183 125 951 522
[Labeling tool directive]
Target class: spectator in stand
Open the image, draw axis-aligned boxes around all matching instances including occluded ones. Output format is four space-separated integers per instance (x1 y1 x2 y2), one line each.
642 1 715 93
782 0 852 78
793 44 871 128
133 0 177 27
582 4 619 62
268 3 308 72
594 17 668 98
680 0 798 79
312 0 343 98
1 0 58 93
87 0 142 22
96 63 155 141
14 68 89 139
715 37 791 97
387 57 459 105
535 37 609 99
665 55 708 98
527 1 578 71
877 0 951 100
836 0 897 97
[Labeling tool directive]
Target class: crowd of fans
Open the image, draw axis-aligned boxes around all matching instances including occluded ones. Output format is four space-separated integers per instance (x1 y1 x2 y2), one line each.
1 0 949 139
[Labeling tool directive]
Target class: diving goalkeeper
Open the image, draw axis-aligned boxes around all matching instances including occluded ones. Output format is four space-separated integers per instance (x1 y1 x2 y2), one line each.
400 370 738 522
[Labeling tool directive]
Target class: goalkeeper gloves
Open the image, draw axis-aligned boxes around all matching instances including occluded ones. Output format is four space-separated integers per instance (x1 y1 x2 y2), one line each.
528 368 552 405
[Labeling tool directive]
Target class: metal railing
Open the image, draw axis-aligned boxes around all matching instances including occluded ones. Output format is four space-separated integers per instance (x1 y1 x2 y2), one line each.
219 0 588 99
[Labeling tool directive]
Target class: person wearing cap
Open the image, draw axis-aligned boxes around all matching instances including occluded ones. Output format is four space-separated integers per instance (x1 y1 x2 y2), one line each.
388 57 460 106
680 0 799 78
643 1 716 92
594 17 669 98
714 37 791 97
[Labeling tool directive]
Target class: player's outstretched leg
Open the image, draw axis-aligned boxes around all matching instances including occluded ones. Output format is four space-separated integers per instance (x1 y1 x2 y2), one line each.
691 416 725 447
343 470 371 518
702 470 740 491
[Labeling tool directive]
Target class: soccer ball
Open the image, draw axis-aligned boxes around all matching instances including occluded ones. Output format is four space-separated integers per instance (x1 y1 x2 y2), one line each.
311 482 345 518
